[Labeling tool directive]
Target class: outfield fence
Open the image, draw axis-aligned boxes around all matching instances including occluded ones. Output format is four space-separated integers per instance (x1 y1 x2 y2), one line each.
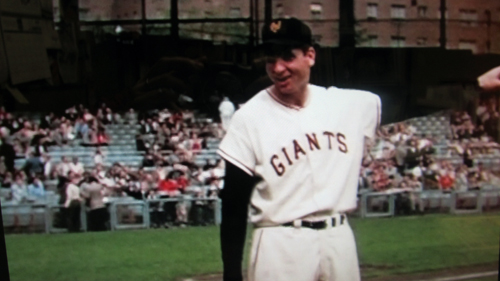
2 189 500 234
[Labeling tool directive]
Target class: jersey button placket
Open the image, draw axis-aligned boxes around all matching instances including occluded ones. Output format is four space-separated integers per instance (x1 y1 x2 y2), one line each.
296 107 321 213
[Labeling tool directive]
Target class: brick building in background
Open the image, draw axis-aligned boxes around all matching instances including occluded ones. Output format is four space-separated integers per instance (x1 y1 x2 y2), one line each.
56 0 500 54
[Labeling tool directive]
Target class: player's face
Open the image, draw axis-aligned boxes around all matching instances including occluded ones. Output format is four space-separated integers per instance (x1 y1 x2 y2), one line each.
265 47 316 96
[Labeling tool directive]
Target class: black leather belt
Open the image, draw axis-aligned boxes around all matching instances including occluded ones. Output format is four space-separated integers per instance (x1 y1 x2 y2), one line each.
282 214 346 230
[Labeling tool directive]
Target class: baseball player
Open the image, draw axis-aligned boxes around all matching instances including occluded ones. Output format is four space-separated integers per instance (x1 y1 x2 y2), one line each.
218 18 381 281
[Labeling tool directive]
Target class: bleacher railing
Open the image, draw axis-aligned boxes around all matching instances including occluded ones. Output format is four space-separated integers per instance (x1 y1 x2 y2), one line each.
2 197 222 233
2 189 500 233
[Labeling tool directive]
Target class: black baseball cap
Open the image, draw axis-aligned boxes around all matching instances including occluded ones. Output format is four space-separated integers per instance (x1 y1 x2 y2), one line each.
261 18 313 47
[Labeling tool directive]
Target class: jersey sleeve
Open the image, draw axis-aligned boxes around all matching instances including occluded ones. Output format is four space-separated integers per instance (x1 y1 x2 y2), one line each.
217 111 256 176
363 92 382 140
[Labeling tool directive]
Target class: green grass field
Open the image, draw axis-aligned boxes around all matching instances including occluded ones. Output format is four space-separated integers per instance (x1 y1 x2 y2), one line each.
4 213 500 281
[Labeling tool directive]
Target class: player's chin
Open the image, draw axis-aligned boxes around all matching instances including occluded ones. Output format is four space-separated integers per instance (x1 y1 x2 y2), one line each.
274 83 293 95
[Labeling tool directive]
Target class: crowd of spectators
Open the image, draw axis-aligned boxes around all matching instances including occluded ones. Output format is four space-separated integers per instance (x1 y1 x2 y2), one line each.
359 110 500 213
0 105 226 231
4 99 500 230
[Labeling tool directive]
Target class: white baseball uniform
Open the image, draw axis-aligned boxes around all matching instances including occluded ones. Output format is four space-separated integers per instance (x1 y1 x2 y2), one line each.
218 84 381 281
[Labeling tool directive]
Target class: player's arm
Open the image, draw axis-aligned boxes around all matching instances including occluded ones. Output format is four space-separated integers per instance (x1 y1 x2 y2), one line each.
219 161 257 281
478 66 500 92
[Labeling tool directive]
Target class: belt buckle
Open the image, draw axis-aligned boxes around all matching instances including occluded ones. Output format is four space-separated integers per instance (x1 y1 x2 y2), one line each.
310 220 326 230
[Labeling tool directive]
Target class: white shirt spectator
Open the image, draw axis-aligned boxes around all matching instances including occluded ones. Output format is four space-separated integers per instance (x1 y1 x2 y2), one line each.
218 97 236 131
11 182 27 204
64 183 81 208
57 161 71 177
418 138 433 150
69 162 84 176
94 153 104 165
412 166 423 178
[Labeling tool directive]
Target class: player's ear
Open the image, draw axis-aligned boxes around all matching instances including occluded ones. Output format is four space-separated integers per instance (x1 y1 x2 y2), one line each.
305 47 316 67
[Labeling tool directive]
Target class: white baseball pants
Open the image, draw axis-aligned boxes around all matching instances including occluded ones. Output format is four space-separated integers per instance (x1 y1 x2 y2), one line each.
248 219 360 281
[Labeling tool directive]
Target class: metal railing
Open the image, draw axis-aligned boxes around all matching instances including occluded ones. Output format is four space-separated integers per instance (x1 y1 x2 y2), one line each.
2 197 221 234
2 189 500 233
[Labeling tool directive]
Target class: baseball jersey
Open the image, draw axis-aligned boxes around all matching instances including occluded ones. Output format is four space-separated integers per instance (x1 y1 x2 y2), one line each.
218 84 381 226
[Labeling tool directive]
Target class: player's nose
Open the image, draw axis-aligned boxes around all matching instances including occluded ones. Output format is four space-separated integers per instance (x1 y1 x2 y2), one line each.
269 58 287 74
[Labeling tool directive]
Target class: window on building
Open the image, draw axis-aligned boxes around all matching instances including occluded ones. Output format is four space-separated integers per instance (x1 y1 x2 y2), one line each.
416 37 427 46
312 34 322 44
310 3 322 18
437 9 448 19
418 6 427 17
276 3 284 17
391 5 406 19
367 35 378 47
367 3 378 19
459 9 478 26
459 40 477 53
229 7 241 18
391 36 406 47
204 11 213 18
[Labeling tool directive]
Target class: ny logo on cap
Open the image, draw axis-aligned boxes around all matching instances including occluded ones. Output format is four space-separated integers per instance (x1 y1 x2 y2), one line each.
270 21 282 33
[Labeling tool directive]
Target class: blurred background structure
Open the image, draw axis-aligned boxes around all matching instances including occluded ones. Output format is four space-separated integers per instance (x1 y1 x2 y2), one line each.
1 4 500 281
0 0 498 124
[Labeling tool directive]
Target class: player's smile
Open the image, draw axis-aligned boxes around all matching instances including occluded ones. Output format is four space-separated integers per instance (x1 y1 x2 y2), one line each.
265 48 315 99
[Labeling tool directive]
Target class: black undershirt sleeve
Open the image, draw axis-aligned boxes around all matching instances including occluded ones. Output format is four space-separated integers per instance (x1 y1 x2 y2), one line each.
219 161 258 281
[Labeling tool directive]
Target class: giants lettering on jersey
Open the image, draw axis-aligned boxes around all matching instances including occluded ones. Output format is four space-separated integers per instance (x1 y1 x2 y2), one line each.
270 131 348 176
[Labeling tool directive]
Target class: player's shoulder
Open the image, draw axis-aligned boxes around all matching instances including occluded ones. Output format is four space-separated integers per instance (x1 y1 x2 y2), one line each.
234 89 270 112
228 88 269 121
326 86 379 100
325 86 381 106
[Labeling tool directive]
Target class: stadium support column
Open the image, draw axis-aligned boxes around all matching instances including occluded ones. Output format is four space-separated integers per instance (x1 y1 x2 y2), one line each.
439 0 446 49
141 0 146 35
339 0 355 48
249 0 255 47
337 0 356 88
255 0 260 44
171 0 179 40
264 0 272 27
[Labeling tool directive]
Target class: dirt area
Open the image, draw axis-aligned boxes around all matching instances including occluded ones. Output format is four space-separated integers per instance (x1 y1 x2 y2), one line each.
179 263 498 281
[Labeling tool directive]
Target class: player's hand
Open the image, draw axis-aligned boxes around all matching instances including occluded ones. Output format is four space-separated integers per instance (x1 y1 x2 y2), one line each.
478 66 500 92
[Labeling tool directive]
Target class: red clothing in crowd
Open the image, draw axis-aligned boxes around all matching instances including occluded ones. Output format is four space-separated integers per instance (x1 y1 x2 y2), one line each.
177 176 189 190
158 179 179 192
439 175 454 190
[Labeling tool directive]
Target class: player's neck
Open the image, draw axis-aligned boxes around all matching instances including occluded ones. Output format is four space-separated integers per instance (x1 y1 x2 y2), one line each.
271 85 310 108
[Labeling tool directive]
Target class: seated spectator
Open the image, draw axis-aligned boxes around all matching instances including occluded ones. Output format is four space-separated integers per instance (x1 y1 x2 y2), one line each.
42 154 55 180
94 149 105 166
477 163 492 188
158 175 180 195
454 165 469 192
82 108 94 123
23 152 44 178
105 108 114 124
134 135 145 152
2 171 13 188
65 106 79 121
142 150 156 167
69 156 85 178
56 156 71 179
438 172 454 192
404 139 421 169
140 119 153 134
125 108 138 124
11 172 28 204
0 156 7 176
27 176 45 200
96 127 110 146
450 111 466 139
